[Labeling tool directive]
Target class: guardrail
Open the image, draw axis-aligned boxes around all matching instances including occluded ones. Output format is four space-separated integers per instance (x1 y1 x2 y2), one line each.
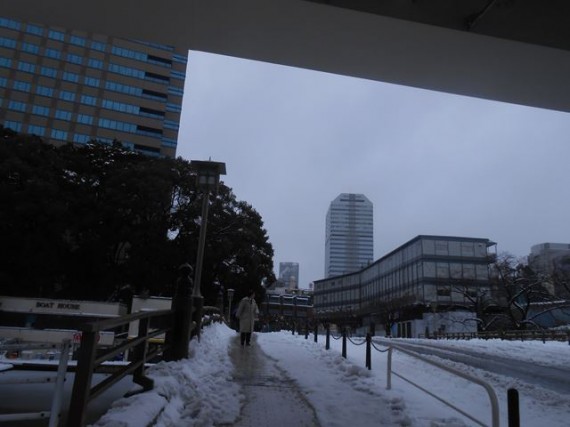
311 325 501 427
0 339 71 427
423 329 570 343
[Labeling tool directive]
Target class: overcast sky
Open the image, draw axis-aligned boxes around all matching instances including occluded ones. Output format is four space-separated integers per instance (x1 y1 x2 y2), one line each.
177 51 570 289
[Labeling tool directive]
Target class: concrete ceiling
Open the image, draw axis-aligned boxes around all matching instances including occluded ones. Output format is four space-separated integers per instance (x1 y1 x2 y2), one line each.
4 0 570 113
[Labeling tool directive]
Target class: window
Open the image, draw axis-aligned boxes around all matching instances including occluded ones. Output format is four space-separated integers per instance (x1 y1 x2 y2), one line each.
66 53 83 65
172 54 187 64
70 35 86 47
105 81 141 97
13 81 31 92
40 66 58 78
44 48 61 59
36 86 54 97
62 72 80 83
98 118 136 133
0 18 21 31
164 120 179 130
51 129 68 141
0 37 17 49
73 134 91 144
87 58 103 69
145 72 170 84
55 110 72 121
108 63 145 79
168 87 184 96
0 77 7 87
59 91 76 102
0 58 12 68
26 24 43 36
166 103 182 113
32 105 50 116
111 45 146 61
84 77 100 87
77 114 93 125
80 95 98 106
170 70 185 80
47 30 65 41
4 120 22 132
90 41 106 52
161 138 177 148
101 99 138 114
21 42 40 54
8 101 27 112
27 125 46 136
17 61 36 73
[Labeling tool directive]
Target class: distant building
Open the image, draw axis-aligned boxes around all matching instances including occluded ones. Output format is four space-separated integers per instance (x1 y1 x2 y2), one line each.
528 243 570 297
0 16 187 158
325 193 373 278
315 235 497 338
279 262 300 290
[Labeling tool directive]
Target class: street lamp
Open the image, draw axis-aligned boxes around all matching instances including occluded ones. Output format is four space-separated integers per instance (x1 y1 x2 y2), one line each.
190 160 226 338
227 288 235 325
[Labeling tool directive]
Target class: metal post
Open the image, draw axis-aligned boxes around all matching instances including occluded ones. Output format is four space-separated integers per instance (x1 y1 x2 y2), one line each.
365 333 371 370
508 388 520 427
305 320 309 339
342 328 347 358
48 339 71 427
387 347 393 390
326 323 330 350
192 190 210 338
314 322 318 343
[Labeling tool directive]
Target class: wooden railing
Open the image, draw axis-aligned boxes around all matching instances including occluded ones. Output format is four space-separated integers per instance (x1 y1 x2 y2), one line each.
66 308 187 426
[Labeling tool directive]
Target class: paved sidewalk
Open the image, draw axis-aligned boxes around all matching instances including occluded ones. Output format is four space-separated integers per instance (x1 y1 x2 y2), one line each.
225 334 320 427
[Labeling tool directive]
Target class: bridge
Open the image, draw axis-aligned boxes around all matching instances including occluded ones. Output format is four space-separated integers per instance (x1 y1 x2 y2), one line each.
3 0 570 114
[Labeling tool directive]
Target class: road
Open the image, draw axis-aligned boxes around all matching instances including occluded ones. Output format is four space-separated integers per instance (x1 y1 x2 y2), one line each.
375 338 570 396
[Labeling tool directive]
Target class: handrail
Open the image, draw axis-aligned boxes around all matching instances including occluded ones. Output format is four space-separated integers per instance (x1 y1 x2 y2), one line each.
386 343 500 427
67 308 177 427
0 339 71 427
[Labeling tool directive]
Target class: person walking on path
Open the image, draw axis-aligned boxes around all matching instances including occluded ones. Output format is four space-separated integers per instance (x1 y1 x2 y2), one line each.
236 290 259 346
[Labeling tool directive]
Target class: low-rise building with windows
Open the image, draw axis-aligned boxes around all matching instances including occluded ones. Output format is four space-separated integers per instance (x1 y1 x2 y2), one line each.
314 235 496 337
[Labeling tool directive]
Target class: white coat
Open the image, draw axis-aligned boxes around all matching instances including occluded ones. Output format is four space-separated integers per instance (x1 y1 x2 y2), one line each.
236 296 259 333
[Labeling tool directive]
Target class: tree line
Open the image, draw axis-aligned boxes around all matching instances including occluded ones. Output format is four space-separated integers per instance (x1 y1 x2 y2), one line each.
0 126 275 306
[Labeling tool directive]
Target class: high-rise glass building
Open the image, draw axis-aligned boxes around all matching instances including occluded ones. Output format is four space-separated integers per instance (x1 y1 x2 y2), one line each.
0 16 187 158
279 262 300 289
325 193 373 278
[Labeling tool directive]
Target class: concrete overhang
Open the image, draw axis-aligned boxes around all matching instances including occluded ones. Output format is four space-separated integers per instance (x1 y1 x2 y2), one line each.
3 0 570 113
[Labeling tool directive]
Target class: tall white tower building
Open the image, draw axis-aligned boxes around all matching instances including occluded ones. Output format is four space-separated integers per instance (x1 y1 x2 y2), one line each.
325 193 373 278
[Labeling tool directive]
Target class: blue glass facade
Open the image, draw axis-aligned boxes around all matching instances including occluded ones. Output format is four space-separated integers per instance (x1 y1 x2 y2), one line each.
0 17 187 158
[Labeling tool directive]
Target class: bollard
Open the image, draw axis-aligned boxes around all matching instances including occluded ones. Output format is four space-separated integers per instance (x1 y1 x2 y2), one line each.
508 388 520 427
292 322 295 335
305 321 309 339
326 323 330 350
342 328 347 358
365 333 371 370
314 323 318 343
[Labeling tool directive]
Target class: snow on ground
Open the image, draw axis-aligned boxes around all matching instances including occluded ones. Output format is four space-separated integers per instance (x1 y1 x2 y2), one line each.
92 324 570 427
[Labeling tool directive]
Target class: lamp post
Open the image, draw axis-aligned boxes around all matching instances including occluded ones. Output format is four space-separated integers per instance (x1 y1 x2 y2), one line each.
190 160 226 338
227 288 235 326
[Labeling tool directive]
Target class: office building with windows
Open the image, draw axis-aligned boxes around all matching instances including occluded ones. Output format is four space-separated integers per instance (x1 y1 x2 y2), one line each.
279 262 300 290
315 235 496 337
0 16 187 158
325 193 373 278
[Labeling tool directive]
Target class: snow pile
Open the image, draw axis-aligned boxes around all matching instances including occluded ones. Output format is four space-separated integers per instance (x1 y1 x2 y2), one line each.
92 324 241 427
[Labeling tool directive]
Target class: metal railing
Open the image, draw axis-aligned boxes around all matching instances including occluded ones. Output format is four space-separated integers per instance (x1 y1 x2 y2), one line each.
312 325 500 427
0 339 71 427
